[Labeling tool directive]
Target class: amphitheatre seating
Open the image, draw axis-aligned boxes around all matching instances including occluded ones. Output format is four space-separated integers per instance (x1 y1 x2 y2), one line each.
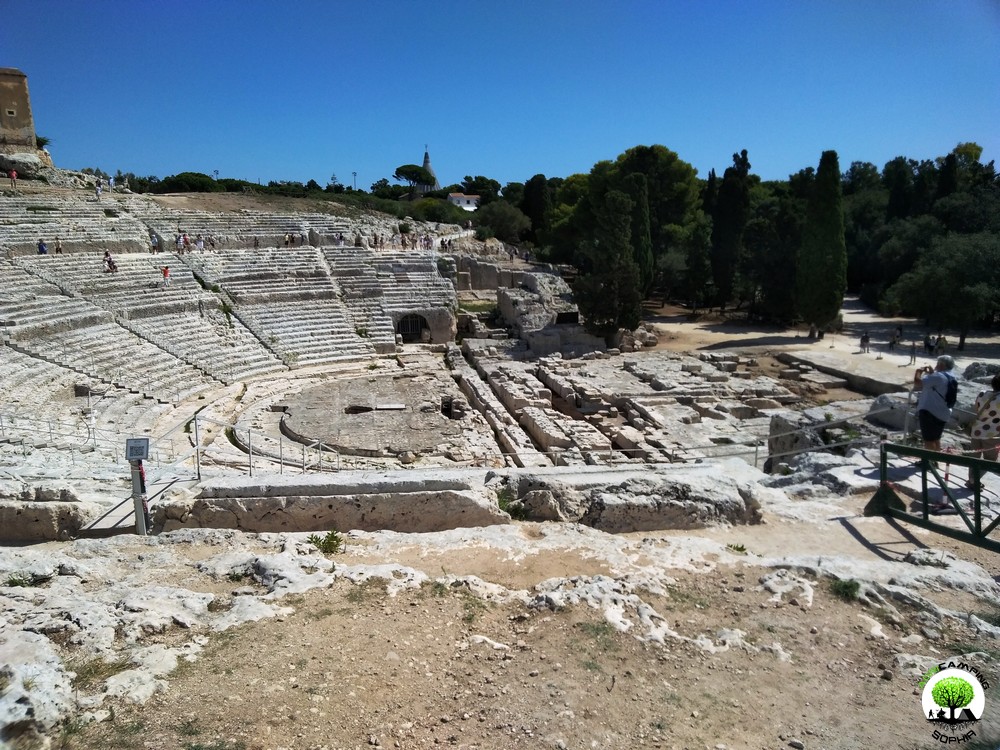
0 345 87 418
323 247 396 348
0 195 150 255
134 207 351 250
238 300 376 367
122 309 288 384
183 246 336 303
15 252 206 317
0 260 112 338
10 322 219 403
370 250 457 312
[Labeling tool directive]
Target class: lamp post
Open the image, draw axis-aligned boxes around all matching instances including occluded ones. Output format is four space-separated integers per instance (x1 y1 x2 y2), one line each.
352 172 357 190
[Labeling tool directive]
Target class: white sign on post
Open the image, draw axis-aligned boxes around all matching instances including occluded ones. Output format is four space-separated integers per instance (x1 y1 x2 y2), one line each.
125 438 150 461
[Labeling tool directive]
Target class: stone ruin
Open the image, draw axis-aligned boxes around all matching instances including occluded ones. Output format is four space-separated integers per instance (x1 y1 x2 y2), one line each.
0 176 900 543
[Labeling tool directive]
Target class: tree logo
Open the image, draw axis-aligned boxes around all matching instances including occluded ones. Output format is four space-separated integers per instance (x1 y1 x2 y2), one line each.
920 660 988 743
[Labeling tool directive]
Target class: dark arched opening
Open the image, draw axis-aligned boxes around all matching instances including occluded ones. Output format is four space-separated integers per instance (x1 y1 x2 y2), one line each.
397 313 429 343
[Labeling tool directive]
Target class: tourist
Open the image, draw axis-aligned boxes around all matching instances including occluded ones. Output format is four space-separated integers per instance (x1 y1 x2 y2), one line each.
54 236 62 254
175 234 184 253
207 235 216 250
109 176 115 193
859 331 870 353
967 373 1000 488
95 181 102 201
923 332 934 354
8 169 17 190
284 233 291 247
182 233 191 253
253 236 260 249
37 238 48 255
934 335 947 354
908 340 917 365
913 355 956 452
196 234 205 252
103 250 118 273
150 235 159 254
161 265 171 287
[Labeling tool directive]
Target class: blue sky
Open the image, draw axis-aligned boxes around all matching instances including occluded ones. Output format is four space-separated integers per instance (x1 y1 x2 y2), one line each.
3 1 998 190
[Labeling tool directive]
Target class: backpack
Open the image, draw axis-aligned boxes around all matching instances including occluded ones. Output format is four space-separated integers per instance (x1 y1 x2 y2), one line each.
944 374 958 408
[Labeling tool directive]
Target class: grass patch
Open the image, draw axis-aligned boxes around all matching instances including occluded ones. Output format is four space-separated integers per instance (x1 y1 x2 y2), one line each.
575 620 620 652
177 718 202 736
307 607 335 621
665 584 709 609
69 656 132 690
461 592 487 623
458 300 497 314
4 572 41 587
496 486 527 520
829 578 860 601
428 580 449 598
725 543 747 554
346 577 388 604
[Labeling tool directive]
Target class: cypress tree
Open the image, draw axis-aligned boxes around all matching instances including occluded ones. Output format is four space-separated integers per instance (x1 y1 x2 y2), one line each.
573 190 641 342
623 172 654 293
796 150 847 336
710 151 751 308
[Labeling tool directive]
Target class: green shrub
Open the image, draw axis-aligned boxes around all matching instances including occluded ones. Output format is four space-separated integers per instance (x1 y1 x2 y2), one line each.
4 572 36 587
829 578 860 601
307 530 345 555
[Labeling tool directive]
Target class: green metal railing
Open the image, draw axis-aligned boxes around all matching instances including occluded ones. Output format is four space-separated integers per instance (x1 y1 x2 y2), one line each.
866 441 1000 553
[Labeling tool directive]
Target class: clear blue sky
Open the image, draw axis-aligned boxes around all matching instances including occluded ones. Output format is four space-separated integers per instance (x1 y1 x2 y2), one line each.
3 0 998 190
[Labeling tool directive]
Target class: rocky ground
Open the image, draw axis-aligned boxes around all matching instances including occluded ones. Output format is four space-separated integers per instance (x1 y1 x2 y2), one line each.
3 293 1000 750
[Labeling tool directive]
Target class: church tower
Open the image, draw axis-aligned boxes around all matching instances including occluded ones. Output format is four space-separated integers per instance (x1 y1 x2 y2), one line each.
420 145 442 193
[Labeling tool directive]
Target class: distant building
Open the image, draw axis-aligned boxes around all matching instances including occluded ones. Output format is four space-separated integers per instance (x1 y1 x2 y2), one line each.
448 193 480 212
0 68 36 152
419 146 442 194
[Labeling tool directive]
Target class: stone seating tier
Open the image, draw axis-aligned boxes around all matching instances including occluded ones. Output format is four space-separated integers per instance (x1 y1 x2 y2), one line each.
183 247 328 284
0 346 86 417
13 323 219 402
220 277 337 304
0 197 150 254
122 311 288 385
241 301 375 365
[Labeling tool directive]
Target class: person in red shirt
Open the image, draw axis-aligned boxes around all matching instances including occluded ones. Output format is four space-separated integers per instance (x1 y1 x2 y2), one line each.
161 266 171 287
8 169 17 189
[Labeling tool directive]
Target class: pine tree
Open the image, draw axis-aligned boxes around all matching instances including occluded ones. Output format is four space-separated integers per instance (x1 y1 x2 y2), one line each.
796 150 847 336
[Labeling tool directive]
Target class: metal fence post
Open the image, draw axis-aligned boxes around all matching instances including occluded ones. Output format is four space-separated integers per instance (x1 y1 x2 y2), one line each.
193 417 202 481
